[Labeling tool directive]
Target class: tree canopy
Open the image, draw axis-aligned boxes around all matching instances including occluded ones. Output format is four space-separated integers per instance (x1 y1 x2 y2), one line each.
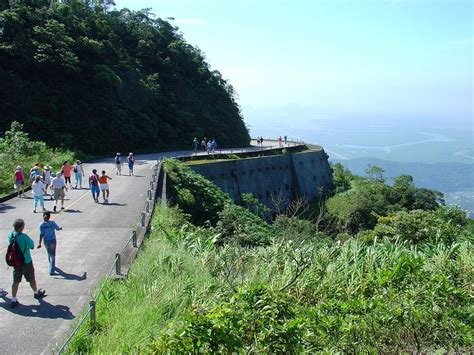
0 0 250 154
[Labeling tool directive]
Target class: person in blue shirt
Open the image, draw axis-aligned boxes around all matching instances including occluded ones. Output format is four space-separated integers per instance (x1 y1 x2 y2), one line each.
37 212 62 275
8 218 46 308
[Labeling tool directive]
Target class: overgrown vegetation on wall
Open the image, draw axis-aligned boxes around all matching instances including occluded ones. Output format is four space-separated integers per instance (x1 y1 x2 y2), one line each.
67 159 473 353
0 0 250 154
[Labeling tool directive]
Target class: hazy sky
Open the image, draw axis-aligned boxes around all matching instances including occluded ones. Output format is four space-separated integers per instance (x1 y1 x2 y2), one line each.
117 0 473 120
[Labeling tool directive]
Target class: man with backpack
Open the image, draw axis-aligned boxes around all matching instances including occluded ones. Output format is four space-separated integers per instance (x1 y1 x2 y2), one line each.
6 219 46 308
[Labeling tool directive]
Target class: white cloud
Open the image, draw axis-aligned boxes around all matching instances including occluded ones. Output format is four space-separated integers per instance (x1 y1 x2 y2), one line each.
175 18 208 25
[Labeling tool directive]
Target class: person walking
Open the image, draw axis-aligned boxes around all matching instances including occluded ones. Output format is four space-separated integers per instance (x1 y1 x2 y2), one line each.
89 169 100 203
13 166 25 198
29 165 41 186
37 212 62 276
127 153 135 176
192 138 199 153
99 170 112 203
201 138 207 151
51 172 67 212
284 135 288 145
32 175 46 213
42 166 52 197
8 218 46 308
62 161 73 188
73 160 85 189
115 153 122 175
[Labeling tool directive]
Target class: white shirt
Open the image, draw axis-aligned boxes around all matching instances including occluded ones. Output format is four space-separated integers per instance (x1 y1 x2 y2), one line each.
51 177 65 189
32 181 44 196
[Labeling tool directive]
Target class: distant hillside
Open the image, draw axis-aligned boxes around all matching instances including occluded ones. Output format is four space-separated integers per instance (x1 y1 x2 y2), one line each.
0 1 250 154
334 157 474 216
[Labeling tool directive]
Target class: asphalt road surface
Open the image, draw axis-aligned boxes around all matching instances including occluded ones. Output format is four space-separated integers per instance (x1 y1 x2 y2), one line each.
0 141 299 354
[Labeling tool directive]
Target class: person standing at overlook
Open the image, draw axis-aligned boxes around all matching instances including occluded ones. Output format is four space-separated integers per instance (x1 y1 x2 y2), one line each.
8 218 47 308
192 138 199 153
13 166 25 198
127 153 135 176
201 138 207 151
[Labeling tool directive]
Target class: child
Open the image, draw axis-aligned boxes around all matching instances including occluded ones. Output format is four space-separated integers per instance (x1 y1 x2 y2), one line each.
37 212 63 275
89 169 100 203
99 170 112 203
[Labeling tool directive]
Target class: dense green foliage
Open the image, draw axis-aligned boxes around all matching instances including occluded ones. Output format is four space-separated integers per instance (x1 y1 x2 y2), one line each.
325 163 445 234
163 158 232 225
0 1 250 154
67 160 473 353
0 121 75 194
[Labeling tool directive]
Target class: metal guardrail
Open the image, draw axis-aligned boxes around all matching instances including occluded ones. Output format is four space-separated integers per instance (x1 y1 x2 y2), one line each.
56 160 164 354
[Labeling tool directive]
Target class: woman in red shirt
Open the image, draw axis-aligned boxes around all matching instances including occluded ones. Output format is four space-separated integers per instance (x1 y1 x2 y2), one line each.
61 161 73 188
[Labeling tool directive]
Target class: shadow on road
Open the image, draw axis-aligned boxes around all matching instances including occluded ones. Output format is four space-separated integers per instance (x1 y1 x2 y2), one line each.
0 298 74 320
64 209 82 213
101 202 127 207
55 268 87 281
0 203 16 213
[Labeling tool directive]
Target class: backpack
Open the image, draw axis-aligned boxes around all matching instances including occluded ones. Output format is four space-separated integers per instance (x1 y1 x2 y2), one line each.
90 174 98 185
5 233 25 267
73 165 78 173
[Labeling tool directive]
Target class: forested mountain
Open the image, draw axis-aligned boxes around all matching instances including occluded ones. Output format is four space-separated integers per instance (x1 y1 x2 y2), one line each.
0 0 250 154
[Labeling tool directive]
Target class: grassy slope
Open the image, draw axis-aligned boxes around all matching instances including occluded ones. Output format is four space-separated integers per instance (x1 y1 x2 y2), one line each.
67 206 215 353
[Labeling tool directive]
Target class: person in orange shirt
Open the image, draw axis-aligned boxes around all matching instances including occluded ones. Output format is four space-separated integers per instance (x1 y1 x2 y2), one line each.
61 161 73 188
98 170 112 203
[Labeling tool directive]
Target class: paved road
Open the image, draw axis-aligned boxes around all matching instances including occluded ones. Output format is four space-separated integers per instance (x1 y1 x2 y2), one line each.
0 141 300 354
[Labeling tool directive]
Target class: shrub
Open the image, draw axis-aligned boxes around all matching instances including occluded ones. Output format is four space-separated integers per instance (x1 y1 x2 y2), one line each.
163 158 232 225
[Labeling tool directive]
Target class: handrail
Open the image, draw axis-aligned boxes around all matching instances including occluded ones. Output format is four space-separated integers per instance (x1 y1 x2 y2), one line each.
55 159 164 354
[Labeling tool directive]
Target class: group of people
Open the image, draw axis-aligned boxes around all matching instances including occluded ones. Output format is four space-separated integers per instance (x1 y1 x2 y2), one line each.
14 161 85 212
255 135 288 147
1 152 139 307
192 137 218 154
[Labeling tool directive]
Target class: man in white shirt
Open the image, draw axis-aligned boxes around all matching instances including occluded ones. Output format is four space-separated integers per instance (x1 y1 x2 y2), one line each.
50 172 67 212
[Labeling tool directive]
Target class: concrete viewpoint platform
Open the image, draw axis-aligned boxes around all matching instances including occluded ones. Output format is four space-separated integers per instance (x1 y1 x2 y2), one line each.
0 141 298 354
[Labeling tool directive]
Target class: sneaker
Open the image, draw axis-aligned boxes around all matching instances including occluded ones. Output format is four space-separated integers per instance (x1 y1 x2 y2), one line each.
10 300 19 308
53 205 56 212
34 289 46 300
33 210 36 213
61 207 65 210
0 288 7 297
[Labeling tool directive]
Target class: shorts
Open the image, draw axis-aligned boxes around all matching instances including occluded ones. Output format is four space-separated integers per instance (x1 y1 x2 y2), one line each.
15 179 24 186
90 185 100 194
13 262 35 283
100 183 109 190
53 188 65 200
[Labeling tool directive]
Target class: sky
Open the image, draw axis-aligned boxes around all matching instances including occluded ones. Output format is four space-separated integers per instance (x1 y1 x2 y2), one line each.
116 0 473 122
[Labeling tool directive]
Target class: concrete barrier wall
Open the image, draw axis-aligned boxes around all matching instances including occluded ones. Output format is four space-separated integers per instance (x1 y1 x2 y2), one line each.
189 149 332 207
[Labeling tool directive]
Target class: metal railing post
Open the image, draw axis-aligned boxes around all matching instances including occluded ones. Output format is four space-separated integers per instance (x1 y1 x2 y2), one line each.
141 213 145 227
150 181 153 189
132 230 137 247
146 201 150 213
147 190 151 200
89 300 96 330
115 253 121 275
